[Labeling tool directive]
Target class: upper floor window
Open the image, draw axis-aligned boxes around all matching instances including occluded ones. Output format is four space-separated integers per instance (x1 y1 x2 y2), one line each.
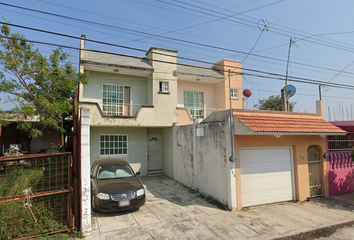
183 91 204 119
102 84 130 116
100 134 128 155
231 89 238 99
159 81 169 93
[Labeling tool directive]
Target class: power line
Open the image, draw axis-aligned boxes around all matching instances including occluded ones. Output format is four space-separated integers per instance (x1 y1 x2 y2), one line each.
2 3 354 77
323 60 354 86
168 0 354 53
153 0 285 33
3 34 354 91
0 2 354 79
4 21 354 87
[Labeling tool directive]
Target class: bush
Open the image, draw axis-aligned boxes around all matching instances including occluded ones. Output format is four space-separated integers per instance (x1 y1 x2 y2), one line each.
0 167 67 239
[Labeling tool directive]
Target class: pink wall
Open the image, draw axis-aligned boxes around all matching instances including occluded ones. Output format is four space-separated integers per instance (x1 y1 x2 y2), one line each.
328 151 354 196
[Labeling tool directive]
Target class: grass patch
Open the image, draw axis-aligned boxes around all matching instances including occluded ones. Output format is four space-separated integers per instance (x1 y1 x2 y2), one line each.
0 159 70 240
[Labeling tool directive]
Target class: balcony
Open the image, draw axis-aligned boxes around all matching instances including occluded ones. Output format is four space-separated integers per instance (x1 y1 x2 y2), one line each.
102 103 144 117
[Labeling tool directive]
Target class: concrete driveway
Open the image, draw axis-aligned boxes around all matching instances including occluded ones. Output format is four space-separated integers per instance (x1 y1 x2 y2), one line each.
86 175 354 240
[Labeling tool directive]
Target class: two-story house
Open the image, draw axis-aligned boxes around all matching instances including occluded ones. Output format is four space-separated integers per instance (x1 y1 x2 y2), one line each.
78 35 243 176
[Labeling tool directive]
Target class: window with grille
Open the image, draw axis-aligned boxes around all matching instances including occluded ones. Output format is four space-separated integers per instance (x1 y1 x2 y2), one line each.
327 133 354 151
183 91 204 119
100 135 128 155
159 82 169 93
102 84 124 116
231 89 238 99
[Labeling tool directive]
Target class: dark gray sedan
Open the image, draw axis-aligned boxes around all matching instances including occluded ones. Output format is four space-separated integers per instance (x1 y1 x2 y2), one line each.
90 158 146 212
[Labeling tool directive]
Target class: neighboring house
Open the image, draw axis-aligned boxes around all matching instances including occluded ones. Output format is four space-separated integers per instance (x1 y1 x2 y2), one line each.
78 35 243 176
174 106 347 210
326 121 354 196
0 112 61 154
77 37 347 234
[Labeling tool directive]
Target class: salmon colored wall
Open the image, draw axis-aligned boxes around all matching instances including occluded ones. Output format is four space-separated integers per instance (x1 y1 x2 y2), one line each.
177 80 220 109
213 59 243 110
234 135 328 210
177 108 193 126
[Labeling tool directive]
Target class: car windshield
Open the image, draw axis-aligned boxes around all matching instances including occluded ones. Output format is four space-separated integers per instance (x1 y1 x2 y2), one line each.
97 164 135 179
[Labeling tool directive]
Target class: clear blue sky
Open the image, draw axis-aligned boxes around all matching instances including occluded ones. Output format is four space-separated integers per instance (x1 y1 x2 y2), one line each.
1 0 354 120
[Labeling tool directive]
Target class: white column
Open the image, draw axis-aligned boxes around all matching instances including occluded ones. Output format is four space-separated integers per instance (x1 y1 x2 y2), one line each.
80 108 91 235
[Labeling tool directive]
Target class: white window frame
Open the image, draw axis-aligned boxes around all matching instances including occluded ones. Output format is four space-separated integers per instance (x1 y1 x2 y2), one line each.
183 91 204 119
159 81 169 93
102 84 124 116
231 89 238 99
99 134 128 156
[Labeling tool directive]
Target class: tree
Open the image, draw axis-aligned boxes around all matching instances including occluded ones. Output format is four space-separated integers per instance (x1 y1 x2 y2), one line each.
254 95 296 112
0 23 88 150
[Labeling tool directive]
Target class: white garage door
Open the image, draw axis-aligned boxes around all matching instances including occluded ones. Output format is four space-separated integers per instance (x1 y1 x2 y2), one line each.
240 147 294 207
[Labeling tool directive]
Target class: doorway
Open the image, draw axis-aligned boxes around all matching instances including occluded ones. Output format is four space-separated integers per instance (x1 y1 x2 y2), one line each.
308 145 323 197
148 134 162 172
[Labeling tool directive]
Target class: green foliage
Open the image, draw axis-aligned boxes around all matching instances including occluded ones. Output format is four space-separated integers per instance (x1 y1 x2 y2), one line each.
0 21 88 142
254 95 296 112
0 161 70 239
0 200 64 239
0 167 44 197
47 143 62 153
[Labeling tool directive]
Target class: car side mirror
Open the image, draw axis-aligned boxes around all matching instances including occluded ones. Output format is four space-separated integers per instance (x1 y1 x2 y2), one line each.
136 171 140 176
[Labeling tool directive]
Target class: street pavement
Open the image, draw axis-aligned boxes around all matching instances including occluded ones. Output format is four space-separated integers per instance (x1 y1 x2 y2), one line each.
84 175 354 240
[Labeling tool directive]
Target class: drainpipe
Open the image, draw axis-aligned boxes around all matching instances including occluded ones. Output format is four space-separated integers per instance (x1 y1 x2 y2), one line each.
227 69 237 210
193 119 198 189
229 69 237 162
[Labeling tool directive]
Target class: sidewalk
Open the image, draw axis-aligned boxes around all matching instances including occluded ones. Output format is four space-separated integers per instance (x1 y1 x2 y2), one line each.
85 175 354 240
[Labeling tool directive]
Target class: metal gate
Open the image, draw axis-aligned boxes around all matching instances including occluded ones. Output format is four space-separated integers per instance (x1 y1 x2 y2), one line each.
0 153 73 240
308 146 323 197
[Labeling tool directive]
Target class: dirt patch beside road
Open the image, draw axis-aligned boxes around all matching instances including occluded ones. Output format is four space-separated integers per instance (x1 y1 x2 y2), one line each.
276 221 354 240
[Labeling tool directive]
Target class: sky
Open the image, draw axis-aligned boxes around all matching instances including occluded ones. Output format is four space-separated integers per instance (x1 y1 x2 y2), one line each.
0 0 354 121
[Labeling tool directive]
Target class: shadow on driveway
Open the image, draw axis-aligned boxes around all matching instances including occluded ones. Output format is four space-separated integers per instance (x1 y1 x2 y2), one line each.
87 175 354 240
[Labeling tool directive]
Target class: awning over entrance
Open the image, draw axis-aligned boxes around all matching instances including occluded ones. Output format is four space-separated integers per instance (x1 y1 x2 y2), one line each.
234 114 347 136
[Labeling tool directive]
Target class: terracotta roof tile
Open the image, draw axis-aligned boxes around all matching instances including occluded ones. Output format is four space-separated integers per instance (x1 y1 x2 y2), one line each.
234 114 347 133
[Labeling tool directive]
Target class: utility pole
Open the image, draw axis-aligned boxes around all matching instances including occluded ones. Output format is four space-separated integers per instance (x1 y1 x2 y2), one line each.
283 38 297 111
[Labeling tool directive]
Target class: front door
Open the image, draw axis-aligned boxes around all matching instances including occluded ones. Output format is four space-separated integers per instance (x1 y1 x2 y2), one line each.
308 146 323 197
148 134 162 171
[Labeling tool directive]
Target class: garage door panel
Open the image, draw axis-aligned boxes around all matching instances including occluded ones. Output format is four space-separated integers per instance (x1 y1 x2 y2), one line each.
241 148 294 208
241 148 290 159
242 191 293 207
242 162 292 174
242 173 292 189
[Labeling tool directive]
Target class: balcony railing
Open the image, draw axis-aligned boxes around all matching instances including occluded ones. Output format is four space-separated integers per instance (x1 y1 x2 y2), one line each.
102 103 142 117
183 106 226 120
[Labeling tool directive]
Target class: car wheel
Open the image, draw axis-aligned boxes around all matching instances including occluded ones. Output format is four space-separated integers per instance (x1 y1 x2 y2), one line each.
91 194 97 212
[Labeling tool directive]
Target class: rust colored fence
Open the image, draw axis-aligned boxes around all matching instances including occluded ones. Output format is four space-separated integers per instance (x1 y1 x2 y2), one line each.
0 153 73 240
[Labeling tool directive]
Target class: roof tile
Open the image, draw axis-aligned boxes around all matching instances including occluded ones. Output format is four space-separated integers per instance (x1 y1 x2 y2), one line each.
234 114 346 133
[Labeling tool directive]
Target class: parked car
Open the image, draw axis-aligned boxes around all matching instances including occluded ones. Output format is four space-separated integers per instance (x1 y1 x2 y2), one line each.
90 158 146 212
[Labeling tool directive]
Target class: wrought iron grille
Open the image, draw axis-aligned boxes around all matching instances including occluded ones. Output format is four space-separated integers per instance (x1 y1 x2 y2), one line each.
327 133 354 152
308 146 323 197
